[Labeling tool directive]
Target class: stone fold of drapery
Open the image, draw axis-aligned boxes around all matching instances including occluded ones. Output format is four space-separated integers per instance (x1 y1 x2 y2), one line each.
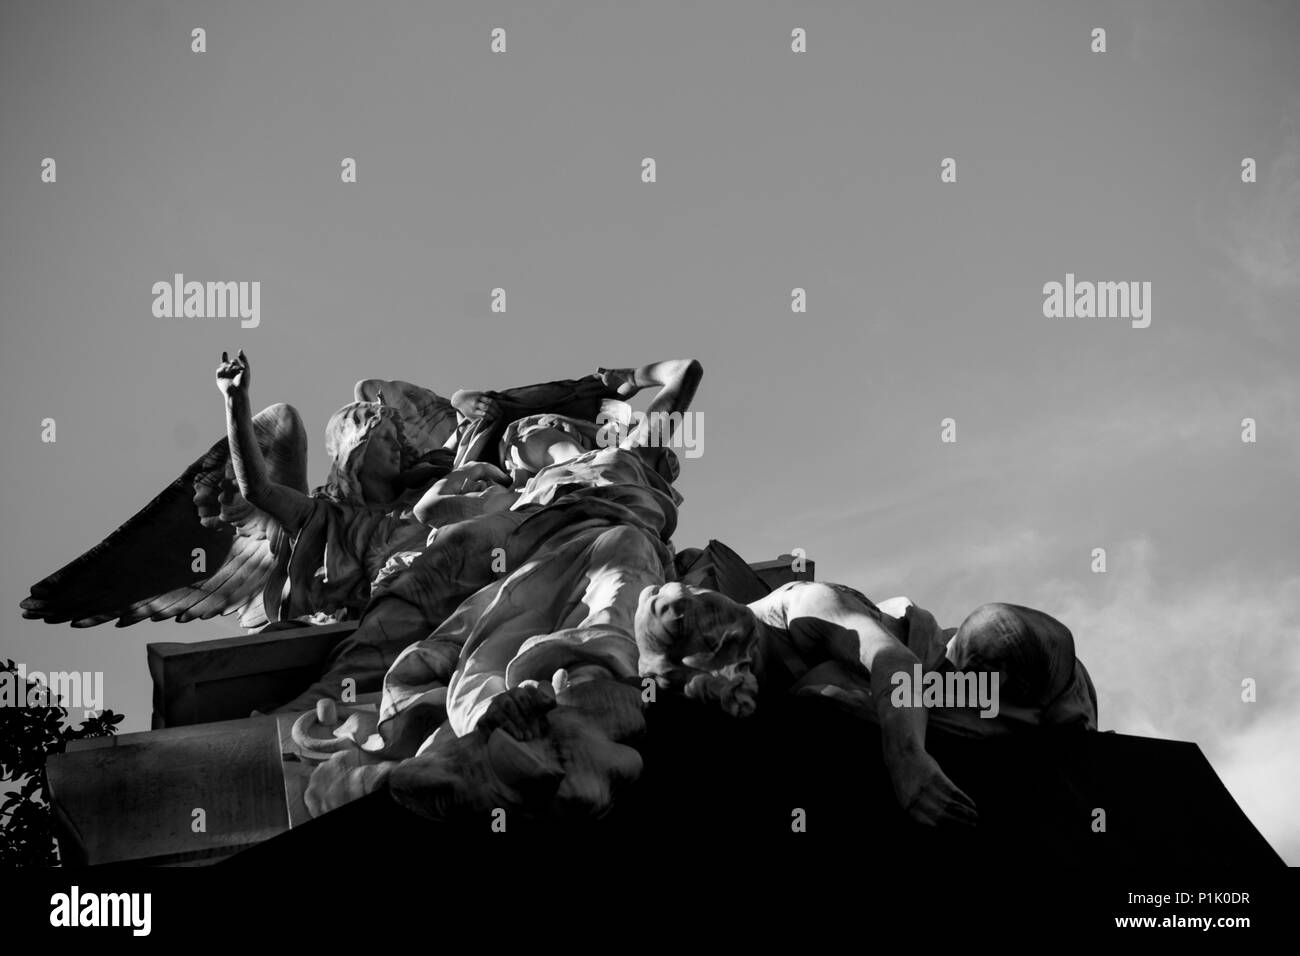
305 447 679 822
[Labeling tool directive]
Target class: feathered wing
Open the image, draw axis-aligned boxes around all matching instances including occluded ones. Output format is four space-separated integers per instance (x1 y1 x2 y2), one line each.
353 379 459 460
21 404 309 629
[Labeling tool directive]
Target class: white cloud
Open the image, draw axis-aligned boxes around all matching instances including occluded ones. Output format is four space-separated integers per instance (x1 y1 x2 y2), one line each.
1201 119 1300 339
839 531 1300 863
1222 128 1300 292
1037 538 1300 864
1214 709 1300 866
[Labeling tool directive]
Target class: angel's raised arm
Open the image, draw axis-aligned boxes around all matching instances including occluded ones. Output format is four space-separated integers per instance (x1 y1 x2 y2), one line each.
218 351 314 534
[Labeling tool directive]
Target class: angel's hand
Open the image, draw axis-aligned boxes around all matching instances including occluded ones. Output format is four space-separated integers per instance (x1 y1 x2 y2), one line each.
216 350 251 400
450 389 500 421
442 461 511 495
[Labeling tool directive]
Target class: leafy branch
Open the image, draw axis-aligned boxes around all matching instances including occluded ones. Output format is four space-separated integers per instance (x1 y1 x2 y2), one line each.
0 659 123 866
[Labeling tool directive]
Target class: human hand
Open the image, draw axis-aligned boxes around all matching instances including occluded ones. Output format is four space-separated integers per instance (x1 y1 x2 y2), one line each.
451 389 500 421
886 749 978 828
477 681 557 742
596 367 640 398
440 461 511 496
304 749 397 819
216 350 250 400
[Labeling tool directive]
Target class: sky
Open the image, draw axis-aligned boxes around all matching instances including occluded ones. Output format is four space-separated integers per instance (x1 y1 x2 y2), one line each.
1 0 1297 862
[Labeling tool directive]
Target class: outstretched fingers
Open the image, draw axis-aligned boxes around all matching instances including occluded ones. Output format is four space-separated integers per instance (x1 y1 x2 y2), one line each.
912 775 979 829
938 779 979 828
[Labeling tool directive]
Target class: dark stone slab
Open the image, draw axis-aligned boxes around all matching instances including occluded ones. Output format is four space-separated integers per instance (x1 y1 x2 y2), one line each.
224 694 1284 869
47 715 288 865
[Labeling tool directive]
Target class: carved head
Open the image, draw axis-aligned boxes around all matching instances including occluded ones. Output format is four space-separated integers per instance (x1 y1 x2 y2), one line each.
633 582 760 717
321 398 408 502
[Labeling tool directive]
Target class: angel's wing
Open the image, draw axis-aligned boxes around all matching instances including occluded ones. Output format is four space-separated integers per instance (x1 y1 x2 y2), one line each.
21 404 309 629
353 379 459 460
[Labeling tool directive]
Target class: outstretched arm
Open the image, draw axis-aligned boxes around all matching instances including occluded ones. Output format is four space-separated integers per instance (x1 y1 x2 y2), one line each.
782 582 978 828
217 350 314 534
597 359 703 450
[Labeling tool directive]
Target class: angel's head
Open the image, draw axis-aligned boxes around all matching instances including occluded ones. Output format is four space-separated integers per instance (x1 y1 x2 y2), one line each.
633 582 761 718
322 398 408 503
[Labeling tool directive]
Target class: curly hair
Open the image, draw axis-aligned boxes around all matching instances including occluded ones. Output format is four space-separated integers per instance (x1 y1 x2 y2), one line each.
636 599 761 718
682 667 759 718
318 399 409 503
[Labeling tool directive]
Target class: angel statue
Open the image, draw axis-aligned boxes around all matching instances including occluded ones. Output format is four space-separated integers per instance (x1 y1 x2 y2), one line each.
19 351 673 639
21 352 455 632
275 358 706 713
